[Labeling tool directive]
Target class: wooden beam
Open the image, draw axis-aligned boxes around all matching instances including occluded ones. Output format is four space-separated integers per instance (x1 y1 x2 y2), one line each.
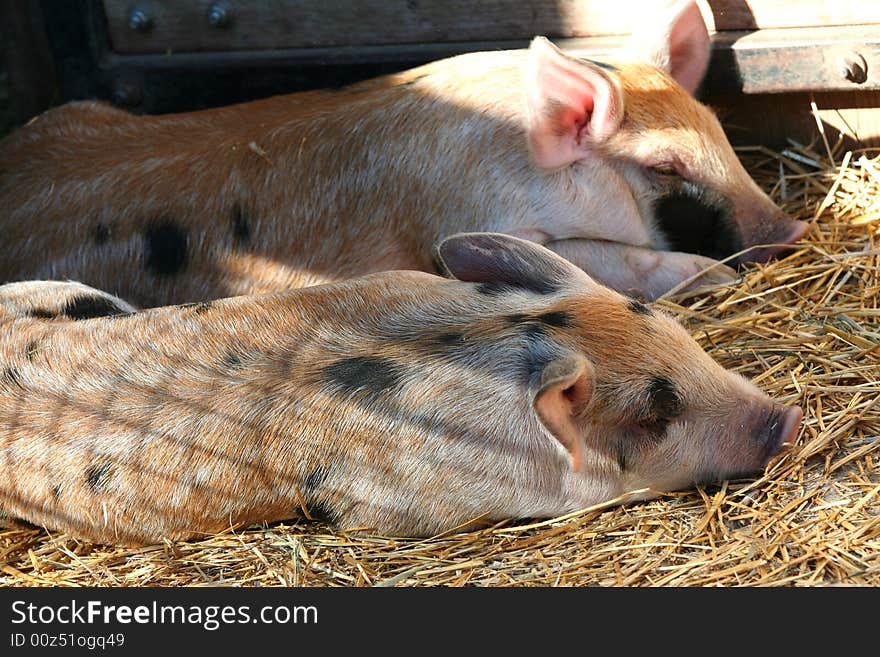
100 0 880 55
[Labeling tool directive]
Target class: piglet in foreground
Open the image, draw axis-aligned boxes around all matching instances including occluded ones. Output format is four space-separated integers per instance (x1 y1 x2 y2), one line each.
0 234 801 545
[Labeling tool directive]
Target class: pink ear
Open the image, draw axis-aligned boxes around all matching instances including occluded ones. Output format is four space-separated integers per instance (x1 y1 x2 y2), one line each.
666 1 712 94
626 1 711 95
532 354 594 472
526 37 623 169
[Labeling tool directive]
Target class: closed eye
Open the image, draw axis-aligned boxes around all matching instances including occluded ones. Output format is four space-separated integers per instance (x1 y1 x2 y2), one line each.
647 161 686 181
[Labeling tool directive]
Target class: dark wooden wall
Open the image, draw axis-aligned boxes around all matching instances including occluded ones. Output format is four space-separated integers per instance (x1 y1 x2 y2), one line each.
0 1 57 136
3 0 880 148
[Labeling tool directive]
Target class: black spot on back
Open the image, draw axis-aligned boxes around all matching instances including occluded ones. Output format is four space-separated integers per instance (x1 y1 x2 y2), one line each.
85 463 111 492
307 500 339 523
10 518 41 531
63 294 131 320
2 367 24 389
654 192 741 262
324 356 403 397
93 223 110 245
434 332 464 345
628 299 652 316
223 351 243 369
144 220 189 276
232 204 251 244
536 310 573 328
648 376 685 420
303 465 329 495
508 311 572 336
27 308 56 319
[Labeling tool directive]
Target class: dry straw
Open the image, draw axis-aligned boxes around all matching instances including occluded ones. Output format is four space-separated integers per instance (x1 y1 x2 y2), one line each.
1 136 878 587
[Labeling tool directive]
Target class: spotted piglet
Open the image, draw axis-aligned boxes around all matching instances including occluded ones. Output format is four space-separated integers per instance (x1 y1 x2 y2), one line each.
0 234 801 545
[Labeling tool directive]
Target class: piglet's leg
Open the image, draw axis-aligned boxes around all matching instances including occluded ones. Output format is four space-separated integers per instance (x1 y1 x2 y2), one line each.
544 238 737 300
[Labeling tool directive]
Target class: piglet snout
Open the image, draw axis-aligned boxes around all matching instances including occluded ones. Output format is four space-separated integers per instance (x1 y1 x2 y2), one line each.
755 403 803 463
737 214 810 265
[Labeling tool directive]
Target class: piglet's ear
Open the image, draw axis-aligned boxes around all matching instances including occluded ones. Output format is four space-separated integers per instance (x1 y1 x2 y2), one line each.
532 353 594 472
624 0 711 95
435 232 592 294
526 36 623 169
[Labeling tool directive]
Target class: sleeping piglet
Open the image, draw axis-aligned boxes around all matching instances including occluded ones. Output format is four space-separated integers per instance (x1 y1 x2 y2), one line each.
0 233 801 545
0 1 807 306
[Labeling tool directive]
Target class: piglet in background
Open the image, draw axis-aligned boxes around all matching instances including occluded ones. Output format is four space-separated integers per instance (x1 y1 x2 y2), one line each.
0 1 806 306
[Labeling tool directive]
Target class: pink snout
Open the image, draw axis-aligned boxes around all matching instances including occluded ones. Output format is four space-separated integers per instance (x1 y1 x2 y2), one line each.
736 217 810 265
758 403 803 464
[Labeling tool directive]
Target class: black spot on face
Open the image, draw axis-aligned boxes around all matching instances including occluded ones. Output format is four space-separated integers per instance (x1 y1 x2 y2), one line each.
85 463 111 492
323 356 403 397
93 223 110 245
63 294 131 320
628 299 652 316
2 367 23 389
232 204 251 244
144 220 189 276
522 337 563 387
648 376 685 421
654 191 741 262
28 308 56 319
536 310 573 328
520 323 548 339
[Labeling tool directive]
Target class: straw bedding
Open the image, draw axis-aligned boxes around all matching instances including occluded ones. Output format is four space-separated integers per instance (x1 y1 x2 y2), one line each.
1 130 878 587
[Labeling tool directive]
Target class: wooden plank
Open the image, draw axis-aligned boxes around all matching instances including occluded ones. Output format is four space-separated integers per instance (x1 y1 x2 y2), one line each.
702 26 880 94
101 0 880 55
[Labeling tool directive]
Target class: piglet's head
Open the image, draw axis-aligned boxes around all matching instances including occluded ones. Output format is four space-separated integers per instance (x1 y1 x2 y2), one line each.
437 232 802 502
525 0 808 266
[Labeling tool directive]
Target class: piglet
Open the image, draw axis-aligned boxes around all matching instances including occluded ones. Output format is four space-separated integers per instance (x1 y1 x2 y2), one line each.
0 1 807 306
0 234 801 545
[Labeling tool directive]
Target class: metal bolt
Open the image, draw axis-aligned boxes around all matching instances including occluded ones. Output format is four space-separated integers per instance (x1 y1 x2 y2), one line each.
128 8 153 32
841 53 868 84
207 3 232 28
